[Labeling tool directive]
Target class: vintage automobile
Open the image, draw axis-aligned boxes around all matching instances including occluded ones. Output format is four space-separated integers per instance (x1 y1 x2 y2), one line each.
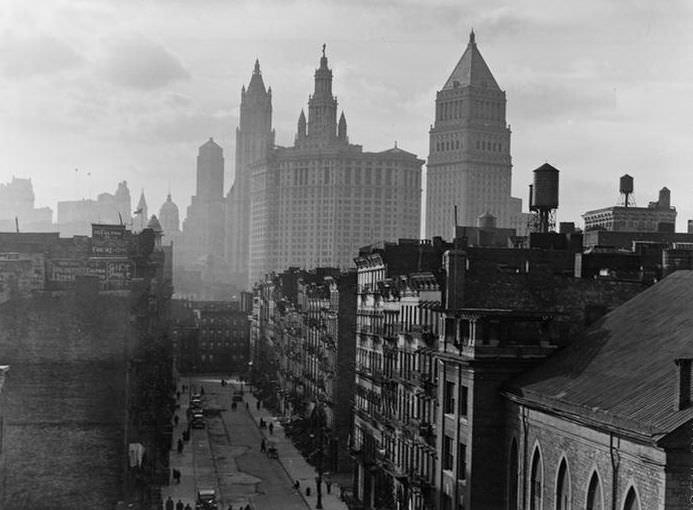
191 411 205 429
195 488 217 510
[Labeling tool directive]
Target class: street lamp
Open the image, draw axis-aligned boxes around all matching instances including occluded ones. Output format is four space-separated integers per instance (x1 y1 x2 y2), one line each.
309 431 324 510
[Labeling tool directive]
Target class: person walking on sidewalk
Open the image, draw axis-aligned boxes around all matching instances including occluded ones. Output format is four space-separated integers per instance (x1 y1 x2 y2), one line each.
176 438 183 454
175 499 184 510
165 496 174 510
174 414 179 426
260 438 266 453
268 422 274 435
183 504 192 510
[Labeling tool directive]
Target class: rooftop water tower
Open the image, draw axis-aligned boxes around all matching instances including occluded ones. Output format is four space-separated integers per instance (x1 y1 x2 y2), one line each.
529 163 559 232
619 174 634 207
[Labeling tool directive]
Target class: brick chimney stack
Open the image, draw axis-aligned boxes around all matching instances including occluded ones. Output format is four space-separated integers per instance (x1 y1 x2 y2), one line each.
674 358 692 410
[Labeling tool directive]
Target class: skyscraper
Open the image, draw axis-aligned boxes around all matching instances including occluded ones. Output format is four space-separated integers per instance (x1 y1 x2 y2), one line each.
179 139 226 273
248 48 422 283
158 193 180 235
225 60 274 289
425 32 526 239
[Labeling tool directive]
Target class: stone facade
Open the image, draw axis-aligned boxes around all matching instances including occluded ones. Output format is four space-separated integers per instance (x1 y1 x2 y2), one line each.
426 32 528 239
248 49 422 283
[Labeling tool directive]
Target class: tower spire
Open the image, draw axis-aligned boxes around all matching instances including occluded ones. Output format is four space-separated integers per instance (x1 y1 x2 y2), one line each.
254 58 260 74
469 28 475 45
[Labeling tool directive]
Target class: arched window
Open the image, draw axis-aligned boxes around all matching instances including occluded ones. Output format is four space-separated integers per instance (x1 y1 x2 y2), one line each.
623 487 640 510
586 472 603 510
530 448 542 510
508 439 519 510
556 459 570 510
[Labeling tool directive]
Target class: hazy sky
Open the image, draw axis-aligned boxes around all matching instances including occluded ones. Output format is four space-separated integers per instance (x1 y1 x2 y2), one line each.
1 0 692 231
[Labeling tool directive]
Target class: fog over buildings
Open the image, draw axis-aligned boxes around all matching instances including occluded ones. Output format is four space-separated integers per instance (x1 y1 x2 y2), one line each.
1 0 693 233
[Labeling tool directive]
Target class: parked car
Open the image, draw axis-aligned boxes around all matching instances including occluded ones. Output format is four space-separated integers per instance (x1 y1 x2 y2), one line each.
195 488 217 510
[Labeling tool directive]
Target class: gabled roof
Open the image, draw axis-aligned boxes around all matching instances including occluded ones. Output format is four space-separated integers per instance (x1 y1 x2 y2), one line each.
507 270 693 442
443 31 500 91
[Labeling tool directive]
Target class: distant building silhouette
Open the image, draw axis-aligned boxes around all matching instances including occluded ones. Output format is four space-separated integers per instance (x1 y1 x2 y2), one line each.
425 31 528 239
57 180 132 236
159 193 180 235
178 138 227 286
133 190 148 232
0 177 52 232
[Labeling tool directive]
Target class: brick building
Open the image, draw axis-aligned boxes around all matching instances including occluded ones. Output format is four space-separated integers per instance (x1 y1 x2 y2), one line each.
351 236 648 510
172 300 250 374
504 270 693 510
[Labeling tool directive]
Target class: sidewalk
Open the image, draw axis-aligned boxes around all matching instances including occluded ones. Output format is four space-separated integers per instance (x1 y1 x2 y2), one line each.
161 378 196 509
237 380 350 510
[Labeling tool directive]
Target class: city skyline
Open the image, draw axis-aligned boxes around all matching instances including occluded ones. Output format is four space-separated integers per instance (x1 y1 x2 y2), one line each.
1 0 692 232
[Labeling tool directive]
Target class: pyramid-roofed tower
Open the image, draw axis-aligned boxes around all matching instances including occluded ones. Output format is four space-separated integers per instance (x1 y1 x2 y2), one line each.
442 30 500 90
426 31 529 239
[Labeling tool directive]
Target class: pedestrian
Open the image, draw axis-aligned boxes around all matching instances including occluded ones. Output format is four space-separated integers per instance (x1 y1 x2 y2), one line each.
174 414 179 426
174 468 181 484
294 480 300 490
165 496 174 510
245 402 249 410
326 480 332 494
184 504 192 510
200 385 205 395
256 400 260 410
260 438 266 452
175 499 184 510
227 505 233 510
268 422 274 435
176 438 183 454
245 504 251 510
176 391 180 400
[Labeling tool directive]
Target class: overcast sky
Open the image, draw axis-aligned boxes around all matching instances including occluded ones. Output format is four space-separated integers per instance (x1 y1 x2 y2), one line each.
1 0 692 231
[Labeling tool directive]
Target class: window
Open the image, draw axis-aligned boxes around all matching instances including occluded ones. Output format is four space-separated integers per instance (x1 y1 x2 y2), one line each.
623 488 640 510
556 459 570 510
443 436 453 470
457 443 466 480
459 385 468 417
444 381 456 414
508 439 519 510
530 448 542 510
586 472 603 510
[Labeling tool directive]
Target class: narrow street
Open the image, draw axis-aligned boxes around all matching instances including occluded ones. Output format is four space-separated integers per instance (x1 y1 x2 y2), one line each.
164 376 309 510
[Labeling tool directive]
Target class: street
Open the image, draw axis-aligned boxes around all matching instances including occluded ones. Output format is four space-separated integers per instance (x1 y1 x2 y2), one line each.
163 376 309 510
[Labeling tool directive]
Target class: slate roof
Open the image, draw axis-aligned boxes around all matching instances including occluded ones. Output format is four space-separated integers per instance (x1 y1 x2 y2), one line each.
443 31 500 91
506 270 693 442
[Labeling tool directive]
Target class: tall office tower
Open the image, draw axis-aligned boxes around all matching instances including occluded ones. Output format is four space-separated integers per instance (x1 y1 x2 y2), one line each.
425 32 526 239
248 48 423 284
180 139 226 271
225 60 274 289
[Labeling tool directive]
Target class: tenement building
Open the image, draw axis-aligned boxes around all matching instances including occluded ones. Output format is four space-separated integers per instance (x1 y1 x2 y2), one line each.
248 48 423 283
426 32 527 239
249 267 357 473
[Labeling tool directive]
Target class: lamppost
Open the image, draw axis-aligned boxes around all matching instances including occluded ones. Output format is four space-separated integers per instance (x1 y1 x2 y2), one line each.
309 430 324 509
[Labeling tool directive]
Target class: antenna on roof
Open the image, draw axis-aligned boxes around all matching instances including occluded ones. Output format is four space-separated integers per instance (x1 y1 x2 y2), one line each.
15 217 19 233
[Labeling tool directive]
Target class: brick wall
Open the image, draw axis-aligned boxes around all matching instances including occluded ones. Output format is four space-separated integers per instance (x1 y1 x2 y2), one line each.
504 402 667 510
0 292 134 509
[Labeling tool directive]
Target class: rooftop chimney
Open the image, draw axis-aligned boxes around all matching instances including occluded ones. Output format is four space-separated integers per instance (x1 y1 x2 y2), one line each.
674 358 692 410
